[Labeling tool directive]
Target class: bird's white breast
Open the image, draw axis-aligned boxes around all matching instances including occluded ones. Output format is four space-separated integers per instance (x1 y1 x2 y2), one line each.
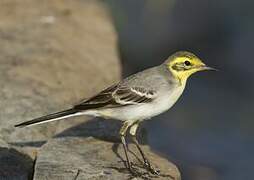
142 84 186 119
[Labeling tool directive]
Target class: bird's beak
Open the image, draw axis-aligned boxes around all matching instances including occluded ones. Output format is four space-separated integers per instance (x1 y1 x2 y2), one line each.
200 65 218 71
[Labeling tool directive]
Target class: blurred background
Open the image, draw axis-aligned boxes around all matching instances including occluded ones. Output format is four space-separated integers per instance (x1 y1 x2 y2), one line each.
106 0 254 179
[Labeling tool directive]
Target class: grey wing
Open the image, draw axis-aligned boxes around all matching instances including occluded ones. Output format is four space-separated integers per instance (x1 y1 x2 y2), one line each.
74 84 157 110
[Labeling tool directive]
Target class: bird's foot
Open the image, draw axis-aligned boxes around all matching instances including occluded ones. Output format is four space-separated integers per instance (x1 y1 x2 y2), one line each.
128 162 145 177
144 160 160 175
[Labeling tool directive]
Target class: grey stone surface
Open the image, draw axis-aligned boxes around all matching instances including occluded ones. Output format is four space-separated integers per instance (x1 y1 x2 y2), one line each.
32 119 180 180
0 0 121 143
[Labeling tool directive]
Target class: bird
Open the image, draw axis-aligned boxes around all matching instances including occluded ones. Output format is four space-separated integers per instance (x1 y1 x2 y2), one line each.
15 51 216 175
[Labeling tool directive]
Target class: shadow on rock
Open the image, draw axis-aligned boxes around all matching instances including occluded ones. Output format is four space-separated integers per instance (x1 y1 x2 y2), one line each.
55 118 122 142
10 141 46 148
11 118 122 147
0 147 34 180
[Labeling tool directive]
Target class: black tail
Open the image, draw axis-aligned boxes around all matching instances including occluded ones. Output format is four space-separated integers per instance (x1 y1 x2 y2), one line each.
15 108 79 128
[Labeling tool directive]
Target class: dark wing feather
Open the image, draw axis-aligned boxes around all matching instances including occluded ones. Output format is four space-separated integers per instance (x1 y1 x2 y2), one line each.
113 86 156 105
74 84 119 110
74 84 156 110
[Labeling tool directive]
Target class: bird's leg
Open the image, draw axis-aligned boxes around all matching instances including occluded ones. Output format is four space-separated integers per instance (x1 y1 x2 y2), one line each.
119 121 135 173
129 123 160 175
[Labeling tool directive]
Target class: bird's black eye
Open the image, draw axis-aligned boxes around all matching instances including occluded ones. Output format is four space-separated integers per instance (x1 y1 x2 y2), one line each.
184 60 191 66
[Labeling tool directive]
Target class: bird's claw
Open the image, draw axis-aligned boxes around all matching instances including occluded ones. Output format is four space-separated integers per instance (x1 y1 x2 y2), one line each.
144 160 160 175
128 163 144 177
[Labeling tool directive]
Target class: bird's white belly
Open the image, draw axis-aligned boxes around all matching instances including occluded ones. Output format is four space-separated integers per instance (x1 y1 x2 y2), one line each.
97 85 185 121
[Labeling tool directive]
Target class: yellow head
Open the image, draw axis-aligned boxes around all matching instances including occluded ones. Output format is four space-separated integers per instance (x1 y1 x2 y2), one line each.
165 51 215 84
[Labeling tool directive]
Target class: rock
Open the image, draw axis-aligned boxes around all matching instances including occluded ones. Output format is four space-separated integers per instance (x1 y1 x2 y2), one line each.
0 138 9 148
0 0 121 143
33 119 181 180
